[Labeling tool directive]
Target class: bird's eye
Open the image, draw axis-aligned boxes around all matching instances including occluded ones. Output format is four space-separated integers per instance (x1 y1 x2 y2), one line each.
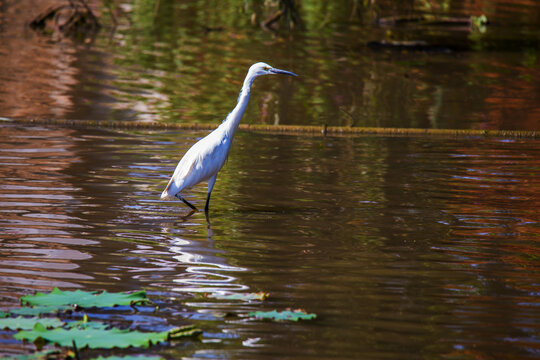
264 67 271 71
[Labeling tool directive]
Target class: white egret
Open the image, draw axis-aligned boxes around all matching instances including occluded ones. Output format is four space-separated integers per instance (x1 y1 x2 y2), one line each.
161 62 297 212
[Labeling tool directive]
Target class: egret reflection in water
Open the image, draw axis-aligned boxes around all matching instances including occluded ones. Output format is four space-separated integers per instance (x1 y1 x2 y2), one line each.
168 228 249 295
166 222 249 294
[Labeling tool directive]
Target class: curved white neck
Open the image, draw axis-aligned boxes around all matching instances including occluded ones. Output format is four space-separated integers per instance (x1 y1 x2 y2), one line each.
222 74 256 137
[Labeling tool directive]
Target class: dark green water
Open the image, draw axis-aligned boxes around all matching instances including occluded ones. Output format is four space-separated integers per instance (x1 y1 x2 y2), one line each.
1 123 539 358
1 0 540 130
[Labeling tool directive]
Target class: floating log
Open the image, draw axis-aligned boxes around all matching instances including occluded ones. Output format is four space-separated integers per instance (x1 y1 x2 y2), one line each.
6 118 538 139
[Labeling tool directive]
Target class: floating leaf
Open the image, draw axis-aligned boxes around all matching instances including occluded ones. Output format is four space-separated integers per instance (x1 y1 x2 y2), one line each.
14 322 169 349
210 292 269 301
0 311 7 318
62 314 109 330
4 349 64 360
21 288 149 308
249 309 317 322
9 305 72 316
0 316 64 330
64 320 109 330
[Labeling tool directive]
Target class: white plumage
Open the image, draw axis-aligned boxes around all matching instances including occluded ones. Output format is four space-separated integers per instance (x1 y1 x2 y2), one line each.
161 62 297 212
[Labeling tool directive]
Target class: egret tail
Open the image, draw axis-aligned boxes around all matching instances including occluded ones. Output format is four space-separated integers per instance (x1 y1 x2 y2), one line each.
160 180 177 200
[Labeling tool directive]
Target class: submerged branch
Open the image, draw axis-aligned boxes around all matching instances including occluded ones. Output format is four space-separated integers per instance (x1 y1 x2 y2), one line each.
29 0 100 39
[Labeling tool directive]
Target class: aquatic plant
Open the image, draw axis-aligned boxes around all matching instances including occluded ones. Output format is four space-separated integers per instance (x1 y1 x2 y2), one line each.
3 288 315 358
249 309 317 321
3 288 201 357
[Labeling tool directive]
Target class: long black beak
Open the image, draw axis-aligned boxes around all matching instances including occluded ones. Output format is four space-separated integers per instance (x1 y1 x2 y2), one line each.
270 67 298 76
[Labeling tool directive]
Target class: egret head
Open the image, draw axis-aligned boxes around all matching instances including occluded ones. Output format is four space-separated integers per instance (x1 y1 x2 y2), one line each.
248 62 298 78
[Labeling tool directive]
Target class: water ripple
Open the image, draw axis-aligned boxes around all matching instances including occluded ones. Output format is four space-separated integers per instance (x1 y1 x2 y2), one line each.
0 125 92 296
169 236 249 294
0 124 539 358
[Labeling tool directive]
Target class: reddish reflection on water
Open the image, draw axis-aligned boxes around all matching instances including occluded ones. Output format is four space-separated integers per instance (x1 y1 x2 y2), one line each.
0 125 93 295
1 0 540 129
0 0 79 119
0 123 539 358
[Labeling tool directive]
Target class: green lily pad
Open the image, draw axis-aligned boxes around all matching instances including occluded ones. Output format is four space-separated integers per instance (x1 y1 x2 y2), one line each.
4 349 63 360
210 292 269 301
9 305 72 316
20 288 149 308
7 289 201 355
249 309 317 322
0 316 64 330
64 320 109 330
62 314 109 330
14 322 169 349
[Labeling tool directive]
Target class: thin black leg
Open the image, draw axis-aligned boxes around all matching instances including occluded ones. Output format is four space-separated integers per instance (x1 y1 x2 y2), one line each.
205 209 211 226
176 194 197 211
204 194 211 213
183 198 197 211
205 174 217 214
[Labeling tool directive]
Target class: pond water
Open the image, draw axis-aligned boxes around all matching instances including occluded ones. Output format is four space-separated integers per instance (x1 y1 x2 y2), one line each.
1 0 539 358
1 0 540 130
1 122 539 358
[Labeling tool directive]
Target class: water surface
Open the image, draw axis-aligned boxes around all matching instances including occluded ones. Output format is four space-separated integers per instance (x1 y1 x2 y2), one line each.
0 123 538 358
1 0 540 130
